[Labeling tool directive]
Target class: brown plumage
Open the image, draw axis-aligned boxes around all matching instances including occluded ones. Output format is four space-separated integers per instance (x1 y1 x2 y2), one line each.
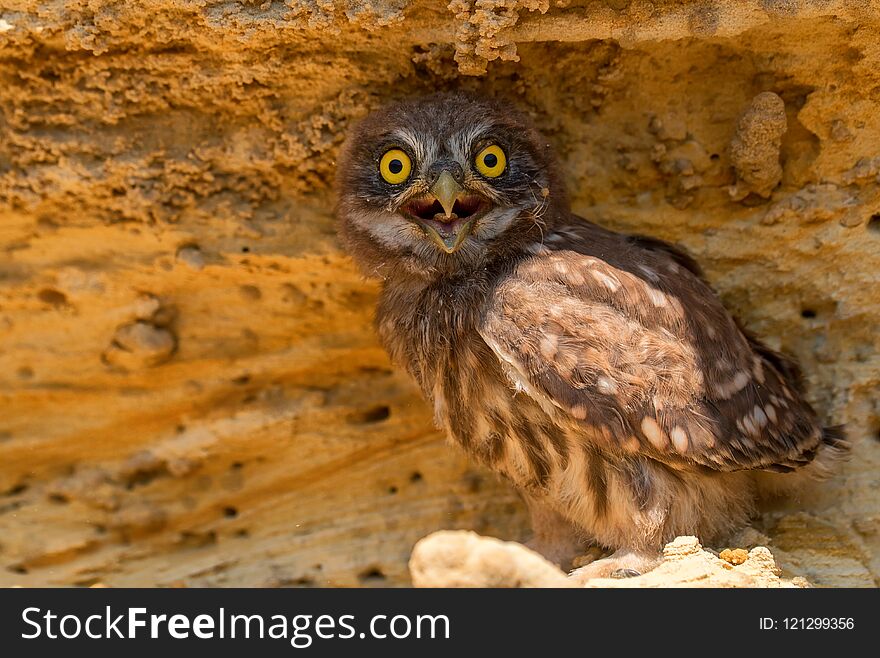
335 92 848 579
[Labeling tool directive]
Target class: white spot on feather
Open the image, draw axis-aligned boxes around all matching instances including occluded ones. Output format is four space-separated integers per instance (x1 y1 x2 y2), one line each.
596 376 617 394
647 288 668 307
591 270 620 292
670 426 689 453
716 370 751 399
753 358 765 384
641 416 667 449
638 265 660 282
742 414 758 437
753 405 768 429
539 334 559 360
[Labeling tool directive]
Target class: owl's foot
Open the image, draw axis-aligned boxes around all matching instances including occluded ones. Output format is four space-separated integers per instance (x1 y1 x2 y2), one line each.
568 549 661 584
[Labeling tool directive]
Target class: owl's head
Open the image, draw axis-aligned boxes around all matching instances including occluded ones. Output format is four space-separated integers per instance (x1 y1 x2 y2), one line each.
336 93 567 279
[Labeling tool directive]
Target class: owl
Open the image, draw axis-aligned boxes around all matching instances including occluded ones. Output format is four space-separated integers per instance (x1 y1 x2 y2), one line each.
335 93 848 581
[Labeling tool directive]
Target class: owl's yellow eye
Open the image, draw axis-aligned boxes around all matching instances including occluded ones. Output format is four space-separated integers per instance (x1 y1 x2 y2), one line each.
379 149 412 184
475 144 506 178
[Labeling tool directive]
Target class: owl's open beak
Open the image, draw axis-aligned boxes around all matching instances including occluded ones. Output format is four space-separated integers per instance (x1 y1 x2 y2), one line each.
431 171 462 219
402 171 487 254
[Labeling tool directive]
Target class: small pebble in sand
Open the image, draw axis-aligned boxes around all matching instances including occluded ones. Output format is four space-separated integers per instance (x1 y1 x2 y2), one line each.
720 548 750 565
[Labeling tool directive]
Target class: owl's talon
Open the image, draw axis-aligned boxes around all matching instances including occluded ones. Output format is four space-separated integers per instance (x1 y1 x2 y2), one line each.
569 549 661 584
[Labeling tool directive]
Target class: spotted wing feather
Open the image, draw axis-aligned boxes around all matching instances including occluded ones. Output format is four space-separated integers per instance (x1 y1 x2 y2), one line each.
479 221 828 473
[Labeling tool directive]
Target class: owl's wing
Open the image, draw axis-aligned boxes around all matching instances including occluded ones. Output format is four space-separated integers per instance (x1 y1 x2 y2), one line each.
478 230 828 473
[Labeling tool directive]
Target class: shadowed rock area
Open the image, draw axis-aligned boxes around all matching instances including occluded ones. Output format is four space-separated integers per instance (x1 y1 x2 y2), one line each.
0 0 878 587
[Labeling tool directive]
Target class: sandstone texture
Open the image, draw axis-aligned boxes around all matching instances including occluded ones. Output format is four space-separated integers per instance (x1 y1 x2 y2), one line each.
0 0 878 587
410 531 809 587
728 91 787 200
410 530 574 587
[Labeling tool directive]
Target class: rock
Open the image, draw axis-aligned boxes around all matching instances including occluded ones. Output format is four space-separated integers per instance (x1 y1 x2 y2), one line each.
582 537 804 588
720 548 750 565
103 322 177 369
176 246 205 270
410 531 573 588
409 532 807 588
728 92 788 201
449 0 551 76
649 113 689 142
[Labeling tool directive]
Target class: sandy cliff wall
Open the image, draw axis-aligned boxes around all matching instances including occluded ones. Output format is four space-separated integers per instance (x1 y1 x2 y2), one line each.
0 0 878 587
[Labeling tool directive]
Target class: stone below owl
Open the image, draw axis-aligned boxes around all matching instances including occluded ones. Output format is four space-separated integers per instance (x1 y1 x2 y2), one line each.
334 92 848 581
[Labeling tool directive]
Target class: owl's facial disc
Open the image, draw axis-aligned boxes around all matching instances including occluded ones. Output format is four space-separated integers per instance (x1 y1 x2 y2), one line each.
401 171 491 253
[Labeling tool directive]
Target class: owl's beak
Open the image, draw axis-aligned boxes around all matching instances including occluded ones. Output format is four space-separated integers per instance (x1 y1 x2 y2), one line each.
423 171 475 253
402 170 487 254
424 220 474 254
431 171 462 219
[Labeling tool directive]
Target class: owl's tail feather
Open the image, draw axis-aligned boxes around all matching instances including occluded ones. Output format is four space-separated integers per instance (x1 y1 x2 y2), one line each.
754 425 849 499
821 424 849 451
819 425 850 466
798 424 850 483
